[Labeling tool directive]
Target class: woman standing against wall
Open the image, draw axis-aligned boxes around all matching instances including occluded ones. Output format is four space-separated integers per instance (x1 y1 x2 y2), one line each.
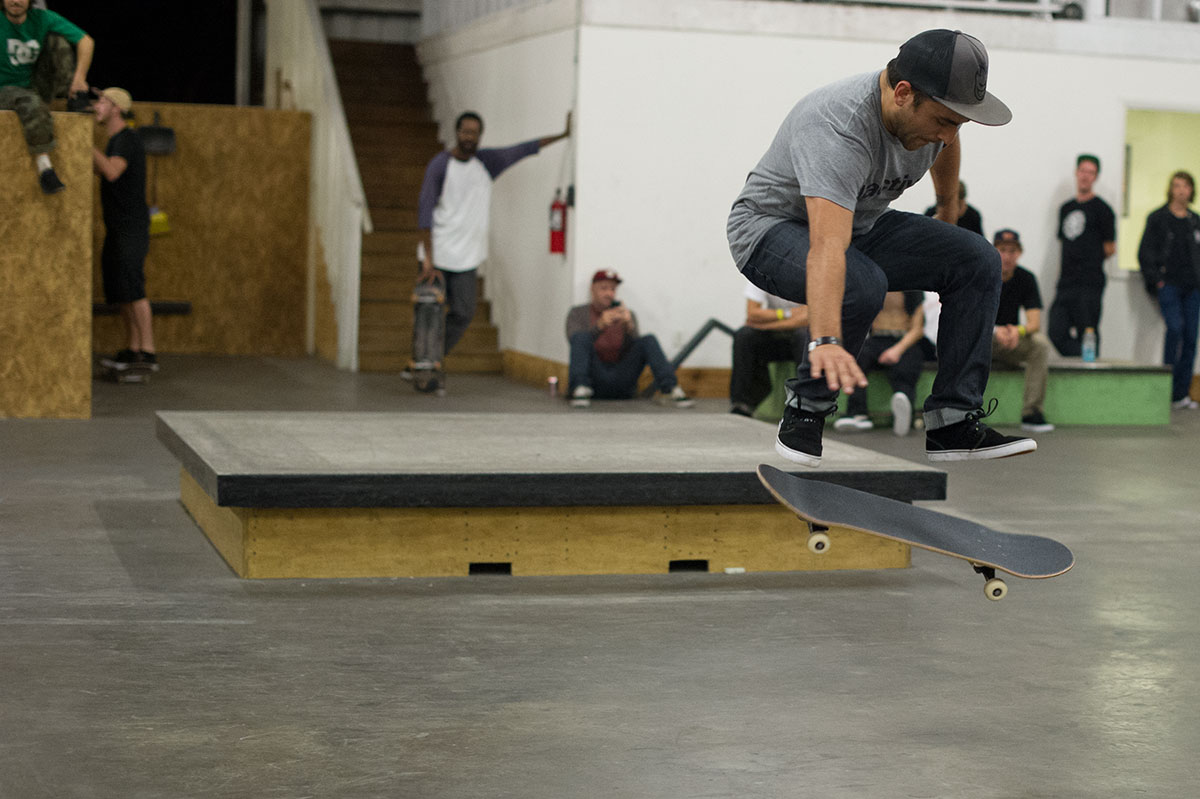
1139 171 1200 410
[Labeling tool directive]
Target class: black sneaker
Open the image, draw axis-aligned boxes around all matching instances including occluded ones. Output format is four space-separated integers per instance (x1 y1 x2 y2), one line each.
1021 410 1054 433
775 404 829 468
100 349 139 371
926 401 1037 462
39 168 65 195
730 403 755 418
137 351 160 372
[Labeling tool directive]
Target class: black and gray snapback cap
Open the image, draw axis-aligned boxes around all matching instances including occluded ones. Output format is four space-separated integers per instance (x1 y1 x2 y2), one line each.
896 29 1012 127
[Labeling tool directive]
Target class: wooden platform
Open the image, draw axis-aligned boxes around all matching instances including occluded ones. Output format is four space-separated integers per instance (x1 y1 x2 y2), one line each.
157 412 947 579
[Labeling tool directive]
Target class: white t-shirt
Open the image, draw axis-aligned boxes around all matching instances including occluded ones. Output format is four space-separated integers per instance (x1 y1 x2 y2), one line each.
744 282 800 311
432 158 494 272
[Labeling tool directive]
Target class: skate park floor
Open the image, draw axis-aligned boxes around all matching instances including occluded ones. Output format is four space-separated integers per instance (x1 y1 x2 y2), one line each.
1 354 1195 798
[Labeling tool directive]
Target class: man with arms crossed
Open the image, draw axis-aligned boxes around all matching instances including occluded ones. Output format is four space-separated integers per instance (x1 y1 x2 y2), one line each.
727 29 1036 466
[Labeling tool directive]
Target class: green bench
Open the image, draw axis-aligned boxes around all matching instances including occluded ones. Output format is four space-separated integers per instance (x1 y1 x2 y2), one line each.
755 359 1172 427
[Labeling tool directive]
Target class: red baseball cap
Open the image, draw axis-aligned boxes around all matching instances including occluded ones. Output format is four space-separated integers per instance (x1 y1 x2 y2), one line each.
591 269 622 284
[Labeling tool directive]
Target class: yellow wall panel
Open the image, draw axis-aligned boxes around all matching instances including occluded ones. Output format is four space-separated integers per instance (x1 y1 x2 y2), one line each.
0 112 92 419
91 103 311 356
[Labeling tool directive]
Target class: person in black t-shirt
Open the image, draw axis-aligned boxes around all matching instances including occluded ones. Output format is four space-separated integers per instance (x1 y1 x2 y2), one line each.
923 180 984 236
1137 170 1200 409
92 87 155 373
992 229 1054 432
1048 154 1116 358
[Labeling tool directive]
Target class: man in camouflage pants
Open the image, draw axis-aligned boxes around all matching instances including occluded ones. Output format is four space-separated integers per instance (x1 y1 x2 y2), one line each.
1 0 94 194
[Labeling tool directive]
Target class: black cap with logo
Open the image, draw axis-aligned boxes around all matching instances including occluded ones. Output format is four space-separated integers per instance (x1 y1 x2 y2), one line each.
896 29 1012 127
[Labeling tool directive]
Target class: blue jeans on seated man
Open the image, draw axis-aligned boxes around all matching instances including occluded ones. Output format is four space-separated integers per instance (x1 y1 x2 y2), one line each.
568 332 679 398
739 211 1001 430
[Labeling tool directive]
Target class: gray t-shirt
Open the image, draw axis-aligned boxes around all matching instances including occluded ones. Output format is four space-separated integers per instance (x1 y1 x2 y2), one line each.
727 71 943 268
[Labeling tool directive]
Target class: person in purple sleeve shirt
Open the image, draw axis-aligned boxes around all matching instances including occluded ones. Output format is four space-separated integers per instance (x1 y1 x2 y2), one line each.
416 110 571 361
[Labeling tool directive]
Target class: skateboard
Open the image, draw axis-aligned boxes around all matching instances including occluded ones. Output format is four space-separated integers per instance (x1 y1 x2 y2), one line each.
757 464 1074 600
96 358 154 384
409 272 446 394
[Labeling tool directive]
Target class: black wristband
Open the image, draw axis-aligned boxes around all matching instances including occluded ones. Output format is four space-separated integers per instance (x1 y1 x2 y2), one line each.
807 336 842 353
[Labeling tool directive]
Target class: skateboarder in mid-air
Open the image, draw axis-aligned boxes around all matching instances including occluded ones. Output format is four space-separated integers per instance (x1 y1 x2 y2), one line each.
727 29 1037 467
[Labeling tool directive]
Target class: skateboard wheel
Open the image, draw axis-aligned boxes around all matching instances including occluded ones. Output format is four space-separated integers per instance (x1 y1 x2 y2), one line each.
984 578 1008 601
807 531 830 555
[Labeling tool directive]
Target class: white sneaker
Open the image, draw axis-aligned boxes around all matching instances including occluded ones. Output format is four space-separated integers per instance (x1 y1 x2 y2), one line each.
656 385 695 408
1171 397 1199 410
833 414 873 432
890 392 912 437
570 385 593 408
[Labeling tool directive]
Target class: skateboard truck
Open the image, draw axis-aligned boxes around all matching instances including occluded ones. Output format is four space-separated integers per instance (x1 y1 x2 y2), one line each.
972 563 1008 601
803 521 831 555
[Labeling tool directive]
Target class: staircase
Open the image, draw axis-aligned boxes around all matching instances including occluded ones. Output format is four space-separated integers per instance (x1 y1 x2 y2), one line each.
329 40 503 374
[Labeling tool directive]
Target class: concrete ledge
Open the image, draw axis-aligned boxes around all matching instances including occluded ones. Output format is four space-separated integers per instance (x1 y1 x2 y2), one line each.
157 411 944 579
156 411 947 507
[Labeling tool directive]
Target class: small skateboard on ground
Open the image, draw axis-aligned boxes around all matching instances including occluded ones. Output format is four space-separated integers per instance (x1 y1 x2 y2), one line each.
409 272 446 395
96 358 154 384
757 464 1074 600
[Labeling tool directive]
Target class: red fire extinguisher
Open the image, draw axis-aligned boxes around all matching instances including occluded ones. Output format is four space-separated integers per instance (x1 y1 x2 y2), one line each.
549 189 567 255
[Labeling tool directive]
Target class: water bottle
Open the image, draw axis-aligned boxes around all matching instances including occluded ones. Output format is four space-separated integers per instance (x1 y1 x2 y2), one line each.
1081 327 1097 363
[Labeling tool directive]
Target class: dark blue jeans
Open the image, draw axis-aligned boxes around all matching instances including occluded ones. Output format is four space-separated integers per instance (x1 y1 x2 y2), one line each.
739 211 1001 428
1158 283 1200 402
437 268 478 356
568 332 678 398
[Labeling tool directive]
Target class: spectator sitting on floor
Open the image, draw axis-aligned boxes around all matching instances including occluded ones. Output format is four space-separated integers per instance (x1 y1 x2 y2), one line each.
565 270 694 409
730 281 809 417
991 229 1054 432
832 291 925 437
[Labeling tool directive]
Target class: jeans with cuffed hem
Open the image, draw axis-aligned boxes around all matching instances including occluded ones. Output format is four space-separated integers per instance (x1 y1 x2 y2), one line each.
568 332 678 398
739 211 1000 430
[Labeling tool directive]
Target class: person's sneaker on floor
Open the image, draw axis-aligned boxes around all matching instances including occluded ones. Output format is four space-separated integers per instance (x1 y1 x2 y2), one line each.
399 369 414 382
833 414 873 432
776 404 830 467
137 351 159 372
39 168 65 195
570 385 593 408
1170 396 1198 410
730 402 755 418
1021 409 1055 432
100 349 139 371
890 391 912 437
925 402 1037 462
655 385 695 408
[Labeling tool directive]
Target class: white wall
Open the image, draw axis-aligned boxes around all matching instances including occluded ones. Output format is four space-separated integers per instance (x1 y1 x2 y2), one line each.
421 0 1200 368
418 1 580 363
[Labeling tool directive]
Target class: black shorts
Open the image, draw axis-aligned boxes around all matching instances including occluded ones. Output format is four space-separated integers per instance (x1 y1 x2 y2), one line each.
101 232 149 304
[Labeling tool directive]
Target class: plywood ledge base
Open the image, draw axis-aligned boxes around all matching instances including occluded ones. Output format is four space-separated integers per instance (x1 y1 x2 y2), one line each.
179 469 910 579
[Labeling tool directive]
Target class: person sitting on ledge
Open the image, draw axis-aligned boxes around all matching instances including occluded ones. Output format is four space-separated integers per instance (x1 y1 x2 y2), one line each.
0 0 94 193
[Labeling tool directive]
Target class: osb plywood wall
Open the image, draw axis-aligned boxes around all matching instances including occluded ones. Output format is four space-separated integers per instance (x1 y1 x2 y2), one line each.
91 103 311 356
0 112 92 419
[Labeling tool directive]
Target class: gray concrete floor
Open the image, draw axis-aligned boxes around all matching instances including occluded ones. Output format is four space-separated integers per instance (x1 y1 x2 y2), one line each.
2 354 1197 798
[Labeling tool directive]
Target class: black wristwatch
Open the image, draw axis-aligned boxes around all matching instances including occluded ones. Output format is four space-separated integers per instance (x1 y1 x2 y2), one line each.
807 336 842 353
